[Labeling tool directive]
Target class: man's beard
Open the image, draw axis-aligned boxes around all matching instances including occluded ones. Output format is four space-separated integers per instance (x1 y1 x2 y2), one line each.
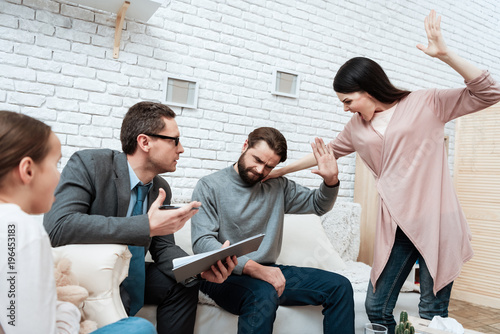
237 152 265 186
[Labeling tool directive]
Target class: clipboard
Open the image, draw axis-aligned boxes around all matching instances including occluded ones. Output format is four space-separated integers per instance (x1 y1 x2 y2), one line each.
172 234 265 283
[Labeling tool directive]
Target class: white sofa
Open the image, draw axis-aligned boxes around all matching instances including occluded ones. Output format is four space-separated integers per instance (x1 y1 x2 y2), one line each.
48 203 421 333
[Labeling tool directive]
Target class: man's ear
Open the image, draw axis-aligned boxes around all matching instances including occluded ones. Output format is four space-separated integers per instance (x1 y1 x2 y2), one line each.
241 139 249 153
136 134 151 153
18 157 34 185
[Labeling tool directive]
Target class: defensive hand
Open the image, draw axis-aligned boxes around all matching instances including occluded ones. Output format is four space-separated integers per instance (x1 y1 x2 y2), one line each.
311 137 339 186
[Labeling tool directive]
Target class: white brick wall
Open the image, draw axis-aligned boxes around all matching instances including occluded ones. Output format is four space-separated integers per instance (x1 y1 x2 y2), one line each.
1 0 499 201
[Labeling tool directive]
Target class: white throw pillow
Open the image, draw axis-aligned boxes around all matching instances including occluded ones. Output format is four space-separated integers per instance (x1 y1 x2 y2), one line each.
320 202 361 262
277 214 346 271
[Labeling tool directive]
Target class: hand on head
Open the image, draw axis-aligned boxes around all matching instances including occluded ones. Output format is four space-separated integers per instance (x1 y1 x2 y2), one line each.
311 138 339 186
417 10 449 59
148 188 201 237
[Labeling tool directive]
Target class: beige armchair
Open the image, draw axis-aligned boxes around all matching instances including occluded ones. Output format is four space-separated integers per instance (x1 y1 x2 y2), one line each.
51 244 131 327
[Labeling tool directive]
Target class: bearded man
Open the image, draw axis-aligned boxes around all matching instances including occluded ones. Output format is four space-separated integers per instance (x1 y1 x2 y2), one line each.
190 127 355 334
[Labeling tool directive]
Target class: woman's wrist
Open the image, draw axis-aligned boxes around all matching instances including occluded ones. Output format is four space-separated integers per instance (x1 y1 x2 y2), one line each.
277 166 288 177
435 49 455 65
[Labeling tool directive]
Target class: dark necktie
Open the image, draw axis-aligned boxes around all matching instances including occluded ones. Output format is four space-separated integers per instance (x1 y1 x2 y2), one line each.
122 184 148 316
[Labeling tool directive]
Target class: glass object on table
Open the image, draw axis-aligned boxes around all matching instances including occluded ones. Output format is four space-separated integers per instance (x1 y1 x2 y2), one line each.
364 323 388 334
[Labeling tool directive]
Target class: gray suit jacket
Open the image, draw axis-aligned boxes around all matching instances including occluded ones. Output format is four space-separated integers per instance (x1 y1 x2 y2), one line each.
43 149 188 281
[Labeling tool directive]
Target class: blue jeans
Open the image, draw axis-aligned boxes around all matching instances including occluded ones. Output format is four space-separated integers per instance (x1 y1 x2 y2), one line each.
91 317 156 334
365 227 453 334
201 264 354 334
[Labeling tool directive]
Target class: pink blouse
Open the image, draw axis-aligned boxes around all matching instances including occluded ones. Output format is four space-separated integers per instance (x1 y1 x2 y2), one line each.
329 71 500 294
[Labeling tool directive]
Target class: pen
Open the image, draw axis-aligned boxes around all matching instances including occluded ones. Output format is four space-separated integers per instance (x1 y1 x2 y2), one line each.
159 205 199 210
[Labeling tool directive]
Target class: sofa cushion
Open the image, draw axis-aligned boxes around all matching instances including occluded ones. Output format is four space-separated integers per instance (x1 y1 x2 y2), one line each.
277 214 346 271
174 220 194 255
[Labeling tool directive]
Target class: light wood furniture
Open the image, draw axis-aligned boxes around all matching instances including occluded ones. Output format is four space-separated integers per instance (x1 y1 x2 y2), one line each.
113 2 130 59
353 154 378 266
452 102 500 309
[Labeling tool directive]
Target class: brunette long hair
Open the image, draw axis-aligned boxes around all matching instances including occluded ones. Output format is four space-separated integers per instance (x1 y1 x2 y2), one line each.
333 57 411 104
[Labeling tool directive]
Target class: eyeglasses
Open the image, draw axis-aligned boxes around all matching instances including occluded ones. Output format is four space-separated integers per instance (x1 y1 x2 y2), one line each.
144 133 180 146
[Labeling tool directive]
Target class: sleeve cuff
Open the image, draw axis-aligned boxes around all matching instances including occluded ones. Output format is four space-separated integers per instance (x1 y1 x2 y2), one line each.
233 256 250 275
324 180 340 188
183 274 202 287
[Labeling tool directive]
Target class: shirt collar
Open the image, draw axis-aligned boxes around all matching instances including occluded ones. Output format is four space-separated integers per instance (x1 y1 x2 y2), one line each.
127 161 153 190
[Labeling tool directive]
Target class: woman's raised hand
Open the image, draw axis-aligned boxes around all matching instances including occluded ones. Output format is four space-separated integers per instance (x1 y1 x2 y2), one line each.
417 10 449 59
416 9 483 81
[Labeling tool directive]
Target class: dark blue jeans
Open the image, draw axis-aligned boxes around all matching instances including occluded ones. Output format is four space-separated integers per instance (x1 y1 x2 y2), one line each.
365 227 453 334
200 264 354 334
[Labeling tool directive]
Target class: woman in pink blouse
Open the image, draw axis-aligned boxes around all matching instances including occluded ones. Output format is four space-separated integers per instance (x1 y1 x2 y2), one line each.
265 10 500 333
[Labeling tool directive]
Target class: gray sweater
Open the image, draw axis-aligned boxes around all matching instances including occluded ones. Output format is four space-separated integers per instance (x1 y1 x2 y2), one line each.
191 165 339 274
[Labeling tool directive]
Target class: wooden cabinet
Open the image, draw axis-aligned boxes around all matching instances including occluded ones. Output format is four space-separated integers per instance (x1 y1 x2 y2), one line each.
452 102 500 309
353 154 378 266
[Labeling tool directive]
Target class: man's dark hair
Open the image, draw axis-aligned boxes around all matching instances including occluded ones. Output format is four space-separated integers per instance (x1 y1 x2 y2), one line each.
121 101 176 154
247 127 287 163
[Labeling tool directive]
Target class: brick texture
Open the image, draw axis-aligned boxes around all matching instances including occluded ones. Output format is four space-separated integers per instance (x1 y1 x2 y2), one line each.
1 0 499 200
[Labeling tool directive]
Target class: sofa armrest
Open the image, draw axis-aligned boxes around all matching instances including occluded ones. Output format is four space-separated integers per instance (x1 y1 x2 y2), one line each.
52 244 131 327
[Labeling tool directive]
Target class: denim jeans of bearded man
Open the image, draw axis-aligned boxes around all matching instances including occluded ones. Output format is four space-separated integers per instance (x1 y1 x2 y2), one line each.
200 264 355 334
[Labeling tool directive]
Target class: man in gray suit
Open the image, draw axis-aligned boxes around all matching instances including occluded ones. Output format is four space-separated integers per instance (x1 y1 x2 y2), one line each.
44 101 236 334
